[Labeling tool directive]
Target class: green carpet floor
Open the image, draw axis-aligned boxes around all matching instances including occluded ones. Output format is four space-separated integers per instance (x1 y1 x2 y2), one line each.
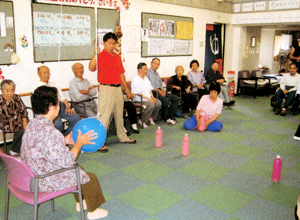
1 95 300 220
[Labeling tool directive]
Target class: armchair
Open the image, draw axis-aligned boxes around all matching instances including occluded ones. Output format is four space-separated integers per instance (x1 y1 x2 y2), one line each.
237 70 271 98
0 148 85 220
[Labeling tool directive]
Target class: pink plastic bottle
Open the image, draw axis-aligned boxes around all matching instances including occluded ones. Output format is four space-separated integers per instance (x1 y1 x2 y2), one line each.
271 155 282 182
182 134 190 156
199 115 209 132
155 127 162 148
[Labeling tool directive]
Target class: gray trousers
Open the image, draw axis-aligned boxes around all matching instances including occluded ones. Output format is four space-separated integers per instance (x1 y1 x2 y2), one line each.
74 100 98 118
141 99 162 123
219 83 230 103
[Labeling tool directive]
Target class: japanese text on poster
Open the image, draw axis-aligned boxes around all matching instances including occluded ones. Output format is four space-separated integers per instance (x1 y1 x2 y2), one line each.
148 19 174 37
148 38 192 55
34 12 90 46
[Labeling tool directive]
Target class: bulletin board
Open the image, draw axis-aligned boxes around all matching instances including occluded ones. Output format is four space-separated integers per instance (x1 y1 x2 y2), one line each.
0 1 16 65
32 3 119 62
141 12 193 57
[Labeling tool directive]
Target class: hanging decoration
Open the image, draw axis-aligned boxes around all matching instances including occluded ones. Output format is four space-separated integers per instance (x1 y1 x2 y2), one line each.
0 68 4 80
115 20 122 56
97 0 130 11
34 0 130 11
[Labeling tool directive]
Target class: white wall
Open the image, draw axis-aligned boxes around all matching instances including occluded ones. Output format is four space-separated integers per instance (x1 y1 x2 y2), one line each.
3 0 300 98
223 25 246 90
259 28 276 74
0 0 231 95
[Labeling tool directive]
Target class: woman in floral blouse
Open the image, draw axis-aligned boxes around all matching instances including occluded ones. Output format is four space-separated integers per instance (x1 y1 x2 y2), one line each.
0 79 28 156
21 86 108 219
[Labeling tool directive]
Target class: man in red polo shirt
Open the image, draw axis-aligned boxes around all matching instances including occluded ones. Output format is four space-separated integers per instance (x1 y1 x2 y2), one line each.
89 32 136 145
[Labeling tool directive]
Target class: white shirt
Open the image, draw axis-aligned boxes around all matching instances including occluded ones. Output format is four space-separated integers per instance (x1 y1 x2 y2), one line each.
35 81 66 102
131 74 153 102
280 73 300 92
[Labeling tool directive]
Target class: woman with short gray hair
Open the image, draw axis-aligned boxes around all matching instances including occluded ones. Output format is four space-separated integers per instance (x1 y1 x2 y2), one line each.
0 79 28 156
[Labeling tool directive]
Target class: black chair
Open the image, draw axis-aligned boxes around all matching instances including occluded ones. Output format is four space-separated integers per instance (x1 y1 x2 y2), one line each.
132 94 146 128
0 115 14 154
237 70 271 98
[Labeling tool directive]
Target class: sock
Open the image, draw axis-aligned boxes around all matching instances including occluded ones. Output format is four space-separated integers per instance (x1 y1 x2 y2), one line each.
87 208 109 219
131 123 137 130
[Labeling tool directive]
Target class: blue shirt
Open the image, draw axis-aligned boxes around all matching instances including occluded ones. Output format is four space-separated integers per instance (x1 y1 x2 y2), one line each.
147 68 163 89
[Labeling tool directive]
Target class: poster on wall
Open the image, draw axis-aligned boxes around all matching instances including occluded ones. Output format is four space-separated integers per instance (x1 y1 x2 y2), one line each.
176 21 193 40
0 12 6 37
148 38 171 55
33 12 91 46
126 25 140 53
148 38 192 56
170 40 193 55
148 19 174 37
97 28 113 50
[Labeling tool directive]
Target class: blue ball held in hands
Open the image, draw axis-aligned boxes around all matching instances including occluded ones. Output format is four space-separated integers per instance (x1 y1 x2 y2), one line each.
72 118 107 153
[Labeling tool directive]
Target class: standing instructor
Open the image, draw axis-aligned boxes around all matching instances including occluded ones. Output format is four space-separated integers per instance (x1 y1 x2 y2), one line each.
89 32 136 144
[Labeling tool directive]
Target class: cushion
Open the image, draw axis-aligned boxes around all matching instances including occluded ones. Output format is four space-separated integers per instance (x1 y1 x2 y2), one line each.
243 79 267 85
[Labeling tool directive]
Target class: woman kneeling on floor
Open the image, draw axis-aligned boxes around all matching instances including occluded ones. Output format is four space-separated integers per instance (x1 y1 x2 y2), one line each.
21 86 108 219
184 83 223 132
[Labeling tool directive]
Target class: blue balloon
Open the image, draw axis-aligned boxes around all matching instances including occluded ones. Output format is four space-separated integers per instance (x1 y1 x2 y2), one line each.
72 118 107 153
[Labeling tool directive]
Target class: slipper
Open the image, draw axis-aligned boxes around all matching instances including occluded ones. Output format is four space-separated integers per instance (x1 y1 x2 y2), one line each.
98 146 108 153
122 139 136 144
280 108 286 116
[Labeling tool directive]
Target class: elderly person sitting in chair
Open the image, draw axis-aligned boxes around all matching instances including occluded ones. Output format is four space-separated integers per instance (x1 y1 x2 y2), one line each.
0 79 28 156
131 62 162 128
205 61 235 106
21 86 108 219
274 63 300 116
168 65 197 119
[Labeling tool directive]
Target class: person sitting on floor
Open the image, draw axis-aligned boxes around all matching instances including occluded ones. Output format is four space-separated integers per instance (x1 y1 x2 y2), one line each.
205 61 235 106
184 83 223 132
21 86 108 219
168 65 197 119
69 62 98 118
187 59 207 100
0 79 28 156
274 63 300 116
131 62 162 128
35 65 81 135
